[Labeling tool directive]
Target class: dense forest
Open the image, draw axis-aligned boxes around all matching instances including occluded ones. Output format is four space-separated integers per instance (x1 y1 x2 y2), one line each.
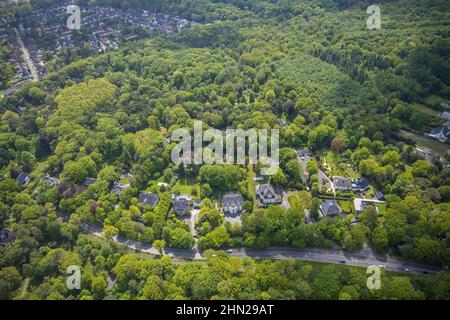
0 0 449 300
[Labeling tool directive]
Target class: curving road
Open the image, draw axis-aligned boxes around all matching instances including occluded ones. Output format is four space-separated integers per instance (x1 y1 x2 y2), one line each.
58 210 443 275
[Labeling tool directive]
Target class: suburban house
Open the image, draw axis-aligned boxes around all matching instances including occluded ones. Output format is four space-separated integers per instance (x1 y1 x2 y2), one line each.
111 182 130 195
83 177 97 186
320 200 341 216
16 172 30 188
172 195 191 216
428 125 450 143
297 149 312 159
255 183 282 205
138 191 159 209
354 198 385 214
333 176 352 191
222 192 245 215
41 176 59 187
375 191 385 201
352 177 370 192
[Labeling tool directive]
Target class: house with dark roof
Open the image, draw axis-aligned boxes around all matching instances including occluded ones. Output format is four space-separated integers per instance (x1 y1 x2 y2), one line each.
138 191 159 209
297 149 312 158
320 200 341 217
375 191 385 201
222 192 245 215
255 183 282 205
172 197 191 216
111 182 130 195
83 177 97 186
333 176 352 191
16 172 30 187
353 198 385 214
428 126 450 143
352 177 370 192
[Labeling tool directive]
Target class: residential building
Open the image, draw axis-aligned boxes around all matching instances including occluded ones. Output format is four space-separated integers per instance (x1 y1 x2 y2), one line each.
111 182 130 195
428 126 450 143
352 177 370 192
83 177 97 186
222 192 244 215
255 183 282 205
172 196 190 216
354 198 385 214
16 172 30 187
375 191 385 201
138 191 159 209
333 176 352 191
320 200 341 216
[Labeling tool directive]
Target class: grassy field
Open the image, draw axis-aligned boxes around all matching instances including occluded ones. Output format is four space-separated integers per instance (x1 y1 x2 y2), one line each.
172 177 199 195
413 103 440 117
325 152 359 179
423 94 447 109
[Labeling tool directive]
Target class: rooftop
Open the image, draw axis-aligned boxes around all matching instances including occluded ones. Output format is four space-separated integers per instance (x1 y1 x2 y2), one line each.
320 200 341 216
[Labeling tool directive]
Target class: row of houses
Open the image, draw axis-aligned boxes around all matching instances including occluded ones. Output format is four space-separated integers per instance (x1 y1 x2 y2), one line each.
320 197 385 217
333 176 370 193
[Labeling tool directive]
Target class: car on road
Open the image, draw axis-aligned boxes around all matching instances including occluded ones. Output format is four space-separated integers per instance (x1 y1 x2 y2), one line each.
422 271 429 275
339 261 346 264
226 249 233 253
378 264 386 269
404 267 411 273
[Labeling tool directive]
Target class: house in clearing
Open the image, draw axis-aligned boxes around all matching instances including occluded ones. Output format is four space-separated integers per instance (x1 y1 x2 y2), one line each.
428 126 450 143
16 172 30 188
83 177 97 186
222 192 245 215
255 183 282 205
111 182 130 195
138 191 159 210
352 177 370 193
172 195 191 217
354 198 385 214
320 200 341 217
333 176 352 191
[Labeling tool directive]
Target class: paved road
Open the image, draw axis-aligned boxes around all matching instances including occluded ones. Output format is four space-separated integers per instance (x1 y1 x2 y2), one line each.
14 27 39 82
57 209 442 275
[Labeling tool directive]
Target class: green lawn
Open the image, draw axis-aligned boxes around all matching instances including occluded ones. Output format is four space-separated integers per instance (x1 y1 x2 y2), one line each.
172 177 199 195
338 200 354 214
423 94 447 109
413 103 440 117
325 152 359 179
